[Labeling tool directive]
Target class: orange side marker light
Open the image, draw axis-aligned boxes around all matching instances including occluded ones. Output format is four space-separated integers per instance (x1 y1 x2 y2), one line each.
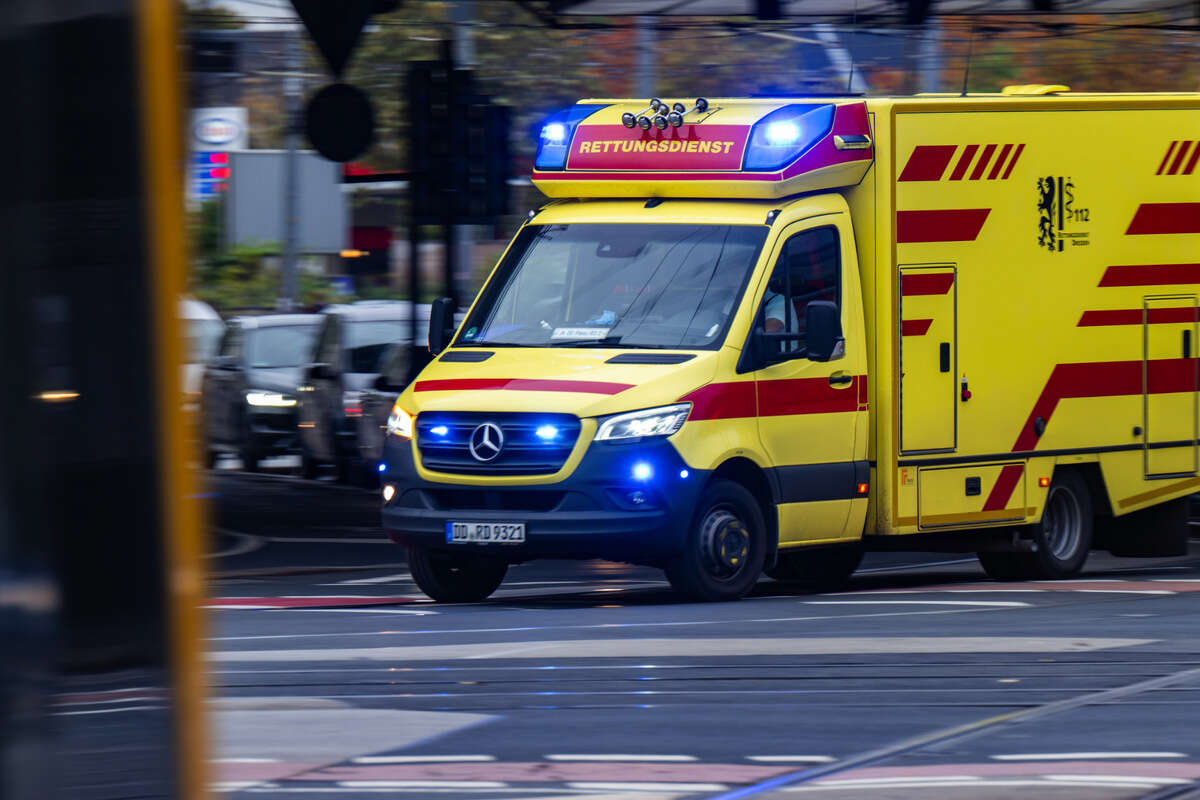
856 483 870 495
1038 477 1051 488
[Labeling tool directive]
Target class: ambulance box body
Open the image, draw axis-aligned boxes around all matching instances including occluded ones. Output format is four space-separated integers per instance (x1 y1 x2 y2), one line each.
382 90 1200 602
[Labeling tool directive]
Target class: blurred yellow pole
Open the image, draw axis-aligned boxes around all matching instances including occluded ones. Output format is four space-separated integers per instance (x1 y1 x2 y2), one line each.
134 1 210 798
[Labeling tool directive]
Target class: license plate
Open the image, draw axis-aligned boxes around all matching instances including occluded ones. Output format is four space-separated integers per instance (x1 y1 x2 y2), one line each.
446 521 526 544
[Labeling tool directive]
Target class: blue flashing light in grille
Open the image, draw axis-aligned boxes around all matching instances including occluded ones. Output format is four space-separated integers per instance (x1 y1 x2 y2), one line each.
534 104 608 171
378 462 387 473
535 425 559 441
679 469 689 479
631 461 653 482
743 104 834 171
430 425 449 437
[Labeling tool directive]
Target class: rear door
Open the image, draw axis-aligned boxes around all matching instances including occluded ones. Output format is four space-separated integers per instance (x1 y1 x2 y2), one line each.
1144 295 1199 478
899 265 957 454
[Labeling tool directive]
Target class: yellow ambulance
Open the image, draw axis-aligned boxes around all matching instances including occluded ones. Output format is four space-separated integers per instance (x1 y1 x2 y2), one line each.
381 88 1200 602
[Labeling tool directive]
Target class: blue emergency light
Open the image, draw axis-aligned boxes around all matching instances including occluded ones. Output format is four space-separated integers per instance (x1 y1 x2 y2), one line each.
743 104 834 171
534 104 608 170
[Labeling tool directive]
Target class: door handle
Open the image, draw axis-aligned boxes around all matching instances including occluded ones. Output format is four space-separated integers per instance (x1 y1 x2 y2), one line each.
1184 329 1192 360
939 342 951 373
829 372 853 387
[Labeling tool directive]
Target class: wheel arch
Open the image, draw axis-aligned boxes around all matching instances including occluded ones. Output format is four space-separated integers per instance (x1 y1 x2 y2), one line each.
712 456 778 567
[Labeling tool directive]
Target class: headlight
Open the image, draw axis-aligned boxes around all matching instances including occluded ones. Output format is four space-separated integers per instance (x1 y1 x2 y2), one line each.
386 402 414 439
246 391 296 408
594 403 691 441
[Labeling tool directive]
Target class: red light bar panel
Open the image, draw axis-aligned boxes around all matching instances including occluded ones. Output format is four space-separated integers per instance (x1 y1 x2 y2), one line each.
566 125 749 171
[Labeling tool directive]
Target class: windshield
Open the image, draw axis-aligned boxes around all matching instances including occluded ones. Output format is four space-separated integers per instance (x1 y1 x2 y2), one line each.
244 325 318 369
458 223 768 349
345 319 409 373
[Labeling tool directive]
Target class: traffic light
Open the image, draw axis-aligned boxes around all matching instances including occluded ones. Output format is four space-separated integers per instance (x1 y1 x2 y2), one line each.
407 58 510 224
756 0 782 19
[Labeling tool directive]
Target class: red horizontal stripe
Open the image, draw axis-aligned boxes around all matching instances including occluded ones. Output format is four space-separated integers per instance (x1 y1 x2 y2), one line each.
1098 263 1200 287
901 319 933 336
982 464 1025 512
899 145 956 181
1078 307 1200 326
1126 203 1200 235
413 378 633 395
758 376 862 417
948 144 978 181
897 209 990 244
679 381 756 421
901 273 955 296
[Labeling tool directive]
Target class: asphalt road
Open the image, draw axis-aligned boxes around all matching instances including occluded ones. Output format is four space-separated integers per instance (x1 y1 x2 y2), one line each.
205 468 1200 800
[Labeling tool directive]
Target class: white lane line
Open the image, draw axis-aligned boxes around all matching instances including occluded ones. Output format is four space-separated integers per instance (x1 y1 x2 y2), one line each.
338 781 508 789
805 600 1030 607
1046 774 1192 785
53 705 163 716
747 756 835 763
209 529 265 559
785 779 1161 791
212 781 268 791
1153 578 1200 582
567 782 728 792
213 758 279 764
828 589 1046 595
463 642 561 660
1071 589 1174 595
815 776 982 785
991 752 1187 761
545 754 698 762
334 573 413 585
352 755 496 764
294 609 439 616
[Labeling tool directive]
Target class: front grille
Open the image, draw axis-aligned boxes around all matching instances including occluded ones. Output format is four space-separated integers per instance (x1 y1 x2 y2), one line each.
426 489 566 512
416 412 581 476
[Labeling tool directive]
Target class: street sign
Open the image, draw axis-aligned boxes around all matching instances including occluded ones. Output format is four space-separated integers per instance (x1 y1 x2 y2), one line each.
290 0 373 78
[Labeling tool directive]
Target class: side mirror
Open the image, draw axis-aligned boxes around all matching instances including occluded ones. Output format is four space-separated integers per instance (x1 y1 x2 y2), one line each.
805 301 844 362
310 362 337 380
374 373 405 392
428 297 456 355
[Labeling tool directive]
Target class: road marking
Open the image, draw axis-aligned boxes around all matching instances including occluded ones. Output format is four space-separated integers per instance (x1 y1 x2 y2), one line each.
338 781 508 789
566 782 728 792
210 529 265 559
53 705 162 716
815 776 982 785
213 758 279 763
991 752 1187 761
1046 774 1192 784
1070 589 1174 595
295 609 438 616
545 754 698 762
334 573 413 585
748 757 835 764
805 600 1030 607
853 558 977 574
784 779 1161 791
352 755 496 764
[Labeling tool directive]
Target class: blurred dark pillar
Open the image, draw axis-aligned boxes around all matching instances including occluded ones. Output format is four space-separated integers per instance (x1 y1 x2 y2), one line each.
0 2 207 799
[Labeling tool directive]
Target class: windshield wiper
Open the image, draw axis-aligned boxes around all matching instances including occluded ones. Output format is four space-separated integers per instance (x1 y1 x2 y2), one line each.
458 341 540 348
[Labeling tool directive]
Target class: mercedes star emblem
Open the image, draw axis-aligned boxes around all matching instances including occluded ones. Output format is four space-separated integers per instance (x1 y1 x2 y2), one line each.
468 422 504 462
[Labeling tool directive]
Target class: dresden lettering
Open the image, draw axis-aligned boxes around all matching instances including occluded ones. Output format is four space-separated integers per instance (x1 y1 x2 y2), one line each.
577 139 736 155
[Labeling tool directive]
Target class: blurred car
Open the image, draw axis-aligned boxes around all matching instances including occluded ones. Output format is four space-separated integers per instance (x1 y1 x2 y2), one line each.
357 339 426 473
298 301 430 482
200 313 321 471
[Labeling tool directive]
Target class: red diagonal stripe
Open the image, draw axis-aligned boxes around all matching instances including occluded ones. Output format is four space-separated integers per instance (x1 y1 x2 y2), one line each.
969 144 997 180
897 209 990 243
1185 143 1200 176
987 144 1014 180
986 358 1199 510
1126 203 1200 235
948 144 978 181
413 378 634 395
1078 307 1200 326
1157 141 1179 175
899 145 957 181
1099 263 1200 287
901 319 933 336
982 464 1025 512
1167 141 1193 175
1000 143 1025 180
901 273 955 296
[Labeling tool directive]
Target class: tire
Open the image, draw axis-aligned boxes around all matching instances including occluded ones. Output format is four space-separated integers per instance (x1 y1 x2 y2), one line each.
767 546 863 591
238 415 260 472
665 478 767 602
977 470 1093 580
300 447 321 480
407 546 508 603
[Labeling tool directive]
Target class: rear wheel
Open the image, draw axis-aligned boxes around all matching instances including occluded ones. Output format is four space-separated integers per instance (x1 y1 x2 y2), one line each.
665 479 766 602
978 470 1092 580
407 546 508 603
767 546 863 591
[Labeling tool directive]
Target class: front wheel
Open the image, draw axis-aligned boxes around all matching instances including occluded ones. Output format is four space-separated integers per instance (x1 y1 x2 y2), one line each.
978 470 1093 581
407 546 508 603
665 479 766 602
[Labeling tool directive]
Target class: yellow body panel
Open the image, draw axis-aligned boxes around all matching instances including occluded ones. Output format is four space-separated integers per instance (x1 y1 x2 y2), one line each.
399 91 1200 554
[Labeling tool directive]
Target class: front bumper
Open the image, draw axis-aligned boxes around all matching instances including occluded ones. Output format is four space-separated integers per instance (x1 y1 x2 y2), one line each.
380 435 707 566
248 407 299 456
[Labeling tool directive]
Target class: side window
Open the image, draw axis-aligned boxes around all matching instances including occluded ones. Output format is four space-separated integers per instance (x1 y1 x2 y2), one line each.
759 226 840 356
218 325 242 360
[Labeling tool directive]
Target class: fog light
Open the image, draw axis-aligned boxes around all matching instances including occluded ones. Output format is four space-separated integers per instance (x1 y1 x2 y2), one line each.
632 462 653 482
679 469 689 479
382 484 395 502
378 462 387 473
628 490 647 505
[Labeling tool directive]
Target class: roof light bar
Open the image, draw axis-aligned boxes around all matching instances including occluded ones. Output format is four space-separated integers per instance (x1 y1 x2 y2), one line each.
535 104 608 170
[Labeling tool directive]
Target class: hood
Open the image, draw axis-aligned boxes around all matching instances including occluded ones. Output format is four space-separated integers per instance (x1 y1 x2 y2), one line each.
399 348 721 419
245 366 303 396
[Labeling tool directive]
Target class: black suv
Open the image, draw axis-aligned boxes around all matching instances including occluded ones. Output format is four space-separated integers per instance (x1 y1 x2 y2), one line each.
200 314 321 470
297 301 428 481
